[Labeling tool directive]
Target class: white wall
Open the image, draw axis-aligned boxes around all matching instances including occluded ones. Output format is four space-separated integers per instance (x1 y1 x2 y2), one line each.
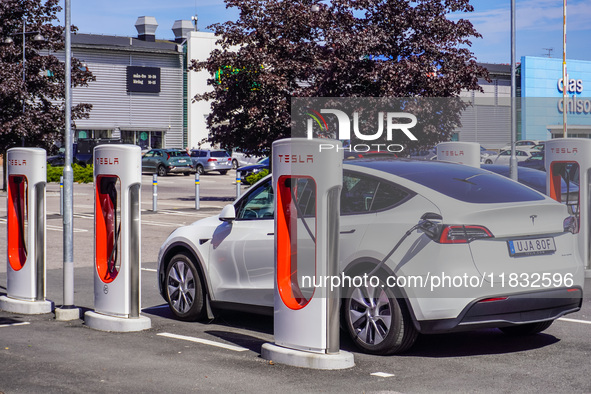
186 31 218 149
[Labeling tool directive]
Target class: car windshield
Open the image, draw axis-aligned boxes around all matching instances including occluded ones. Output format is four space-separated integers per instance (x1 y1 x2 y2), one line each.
350 160 546 203
211 151 229 158
258 157 269 164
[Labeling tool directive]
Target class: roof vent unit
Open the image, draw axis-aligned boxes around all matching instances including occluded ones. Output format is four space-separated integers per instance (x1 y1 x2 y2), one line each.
172 20 194 43
135 16 158 42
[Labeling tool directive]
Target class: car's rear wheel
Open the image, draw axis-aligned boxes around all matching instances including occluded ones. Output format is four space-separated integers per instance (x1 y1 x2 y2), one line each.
343 281 417 355
157 165 167 177
499 320 553 335
165 253 206 321
196 165 204 175
219 170 228 175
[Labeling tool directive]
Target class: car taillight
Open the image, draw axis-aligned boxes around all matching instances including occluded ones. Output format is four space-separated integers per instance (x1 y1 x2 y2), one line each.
563 216 578 234
166 153 170 160
439 225 493 244
207 158 217 162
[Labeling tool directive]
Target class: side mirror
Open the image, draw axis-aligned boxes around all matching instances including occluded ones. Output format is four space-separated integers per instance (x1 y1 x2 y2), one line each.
219 204 236 222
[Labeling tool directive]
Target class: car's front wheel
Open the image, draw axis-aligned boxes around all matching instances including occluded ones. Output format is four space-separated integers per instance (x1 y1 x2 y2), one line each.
485 159 493 164
499 320 553 335
165 253 206 321
343 281 417 355
232 159 238 169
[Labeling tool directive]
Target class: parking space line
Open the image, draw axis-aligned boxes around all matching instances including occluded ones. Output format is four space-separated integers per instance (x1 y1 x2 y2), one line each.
558 317 591 325
0 322 30 328
141 268 157 272
371 372 395 378
157 332 249 352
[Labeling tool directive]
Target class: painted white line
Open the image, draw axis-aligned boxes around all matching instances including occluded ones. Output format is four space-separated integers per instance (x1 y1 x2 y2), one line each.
371 372 395 378
157 332 248 352
0 322 30 328
46 225 88 233
141 268 157 272
558 317 591 325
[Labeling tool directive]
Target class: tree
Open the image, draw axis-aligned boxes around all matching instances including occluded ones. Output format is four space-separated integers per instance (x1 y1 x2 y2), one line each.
191 0 488 155
0 0 94 161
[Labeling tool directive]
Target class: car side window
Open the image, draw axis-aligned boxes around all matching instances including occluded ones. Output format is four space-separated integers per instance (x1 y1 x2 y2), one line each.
341 172 411 214
235 180 274 220
155 151 163 157
144 151 154 157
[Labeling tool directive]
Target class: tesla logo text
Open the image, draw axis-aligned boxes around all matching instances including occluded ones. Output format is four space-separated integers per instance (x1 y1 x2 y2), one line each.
96 157 119 165
439 150 464 157
278 154 314 164
306 109 418 141
530 215 537 225
8 159 26 166
550 147 578 155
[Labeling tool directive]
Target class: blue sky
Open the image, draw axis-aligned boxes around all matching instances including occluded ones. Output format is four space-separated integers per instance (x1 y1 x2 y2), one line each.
61 0 591 64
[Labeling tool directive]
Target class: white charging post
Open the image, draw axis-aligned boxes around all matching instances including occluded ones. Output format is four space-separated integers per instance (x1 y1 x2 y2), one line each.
84 145 151 331
261 138 354 369
545 138 591 278
436 141 481 167
0 148 53 314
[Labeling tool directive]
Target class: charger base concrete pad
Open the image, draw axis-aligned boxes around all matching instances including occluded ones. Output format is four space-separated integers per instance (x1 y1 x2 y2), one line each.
55 307 81 321
0 296 54 314
261 343 354 370
84 311 151 332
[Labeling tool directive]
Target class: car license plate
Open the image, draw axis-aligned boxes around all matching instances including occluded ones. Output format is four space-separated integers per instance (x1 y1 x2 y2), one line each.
179 159 186 163
507 237 556 256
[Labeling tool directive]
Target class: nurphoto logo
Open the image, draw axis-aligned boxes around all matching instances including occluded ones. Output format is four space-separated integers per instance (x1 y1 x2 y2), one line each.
305 108 418 153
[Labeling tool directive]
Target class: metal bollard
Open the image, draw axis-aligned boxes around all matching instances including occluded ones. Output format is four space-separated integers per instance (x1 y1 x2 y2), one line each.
152 174 157 212
236 170 241 198
59 175 64 216
195 172 200 210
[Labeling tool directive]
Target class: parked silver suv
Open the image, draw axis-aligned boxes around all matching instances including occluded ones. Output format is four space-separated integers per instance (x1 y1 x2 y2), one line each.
190 149 233 175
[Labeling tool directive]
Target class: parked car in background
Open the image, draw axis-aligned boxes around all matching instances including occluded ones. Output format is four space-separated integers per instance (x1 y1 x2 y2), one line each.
408 148 436 160
190 149 233 175
500 140 541 151
231 149 263 169
157 158 583 355
141 149 194 176
518 150 545 171
483 164 577 196
493 149 533 165
480 146 498 164
237 157 269 183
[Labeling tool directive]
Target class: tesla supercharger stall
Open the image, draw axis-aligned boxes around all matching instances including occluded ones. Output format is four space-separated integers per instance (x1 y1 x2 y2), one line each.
545 138 591 278
261 138 354 370
84 145 151 331
0 148 53 314
436 141 481 167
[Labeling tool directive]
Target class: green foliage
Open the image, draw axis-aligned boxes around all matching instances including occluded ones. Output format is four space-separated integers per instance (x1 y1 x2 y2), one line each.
46 164 94 184
245 169 269 185
192 0 488 154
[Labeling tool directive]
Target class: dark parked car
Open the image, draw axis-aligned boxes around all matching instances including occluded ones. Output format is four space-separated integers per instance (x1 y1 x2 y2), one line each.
141 149 194 176
483 164 578 195
237 157 269 183
518 150 545 171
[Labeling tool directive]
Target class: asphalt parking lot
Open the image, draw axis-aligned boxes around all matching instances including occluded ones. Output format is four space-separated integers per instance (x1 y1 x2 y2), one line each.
1 169 590 393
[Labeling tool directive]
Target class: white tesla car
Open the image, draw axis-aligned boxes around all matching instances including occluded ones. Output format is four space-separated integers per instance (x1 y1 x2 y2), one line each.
157 159 584 355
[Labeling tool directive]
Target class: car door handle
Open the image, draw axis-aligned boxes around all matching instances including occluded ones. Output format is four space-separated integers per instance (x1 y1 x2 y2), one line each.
340 229 356 234
267 233 274 236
